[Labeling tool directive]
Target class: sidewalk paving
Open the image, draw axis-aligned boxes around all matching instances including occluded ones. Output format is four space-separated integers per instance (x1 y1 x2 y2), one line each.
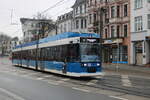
102 63 150 74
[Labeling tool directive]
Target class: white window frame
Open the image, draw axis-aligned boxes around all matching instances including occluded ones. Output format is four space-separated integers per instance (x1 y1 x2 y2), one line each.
135 16 143 32
111 6 115 18
135 0 143 9
111 25 116 38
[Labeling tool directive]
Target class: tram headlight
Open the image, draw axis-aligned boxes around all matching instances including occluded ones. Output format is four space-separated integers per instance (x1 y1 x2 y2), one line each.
84 63 87 66
97 63 100 66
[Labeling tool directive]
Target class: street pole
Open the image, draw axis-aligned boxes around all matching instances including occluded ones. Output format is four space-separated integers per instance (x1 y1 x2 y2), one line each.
116 40 119 72
98 1 107 67
99 8 103 65
35 23 40 70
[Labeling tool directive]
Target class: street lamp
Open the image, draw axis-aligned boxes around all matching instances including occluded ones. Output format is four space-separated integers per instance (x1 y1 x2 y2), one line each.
35 22 41 70
98 2 107 66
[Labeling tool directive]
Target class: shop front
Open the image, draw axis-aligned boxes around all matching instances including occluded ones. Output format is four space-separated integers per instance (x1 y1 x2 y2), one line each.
131 39 150 65
102 38 128 64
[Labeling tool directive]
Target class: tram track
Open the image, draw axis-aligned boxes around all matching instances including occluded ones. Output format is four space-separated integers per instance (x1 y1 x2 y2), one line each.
11 66 150 98
67 77 150 98
2 63 150 98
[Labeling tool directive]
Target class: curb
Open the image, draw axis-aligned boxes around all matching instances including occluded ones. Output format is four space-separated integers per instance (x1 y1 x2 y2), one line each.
102 64 150 74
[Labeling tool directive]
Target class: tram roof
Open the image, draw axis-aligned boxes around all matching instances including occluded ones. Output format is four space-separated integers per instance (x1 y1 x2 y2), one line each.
15 32 100 49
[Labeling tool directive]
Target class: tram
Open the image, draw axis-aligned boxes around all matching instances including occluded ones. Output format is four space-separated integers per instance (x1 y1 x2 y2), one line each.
12 32 103 77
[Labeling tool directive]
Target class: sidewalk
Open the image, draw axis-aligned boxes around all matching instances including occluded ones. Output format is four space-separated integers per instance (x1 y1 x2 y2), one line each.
102 63 150 74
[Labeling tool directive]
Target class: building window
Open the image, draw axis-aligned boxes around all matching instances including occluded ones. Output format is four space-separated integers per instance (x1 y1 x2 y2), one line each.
76 7 78 15
111 25 115 38
111 6 115 18
80 5 82 14
117 25 120 38
135 0 143 9
84 19 87 28
117 6 120 18
84 4 87 13
124 4 128 17
94 14 97 22
124 24 128 37
105 28 108 39
76 20 79 29
89 14 92 24
135 16 143 31
148 14 150 29
81 19 84 29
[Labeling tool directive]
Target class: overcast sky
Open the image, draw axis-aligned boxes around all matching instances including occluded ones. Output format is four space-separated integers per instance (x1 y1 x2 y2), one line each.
0 0 75 39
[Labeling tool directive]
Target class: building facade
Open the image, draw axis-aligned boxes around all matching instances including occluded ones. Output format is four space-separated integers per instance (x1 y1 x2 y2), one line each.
72 0 88 33
20 18 56 43
130 0 150 65
88 0 130 64
57 11 73 34
0 41 11 56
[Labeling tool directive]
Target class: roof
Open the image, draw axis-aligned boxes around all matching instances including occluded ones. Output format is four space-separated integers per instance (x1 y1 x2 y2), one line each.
14 32 100 49
20 18 52 24
72 0 87 8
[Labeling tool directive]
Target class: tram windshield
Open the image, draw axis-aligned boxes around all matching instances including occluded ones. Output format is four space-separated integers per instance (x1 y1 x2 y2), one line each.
80 43 100 62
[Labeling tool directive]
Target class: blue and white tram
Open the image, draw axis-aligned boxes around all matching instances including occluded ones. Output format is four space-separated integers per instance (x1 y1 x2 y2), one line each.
12 32 103 77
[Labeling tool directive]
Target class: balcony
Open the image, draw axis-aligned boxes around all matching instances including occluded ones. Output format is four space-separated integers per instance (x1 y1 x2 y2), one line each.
74 13 88 18
109 17 122 23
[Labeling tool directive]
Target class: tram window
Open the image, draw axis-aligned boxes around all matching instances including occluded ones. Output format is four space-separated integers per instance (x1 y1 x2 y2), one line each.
68 44 79 62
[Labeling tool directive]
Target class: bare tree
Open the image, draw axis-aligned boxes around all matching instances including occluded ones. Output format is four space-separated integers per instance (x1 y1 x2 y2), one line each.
33 12 52 20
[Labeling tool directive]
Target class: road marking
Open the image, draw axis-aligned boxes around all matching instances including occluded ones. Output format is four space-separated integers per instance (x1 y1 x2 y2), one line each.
121 75 132 87
56 78 70 84
72 87 90 93
48 81 59 85
0 87 25 100
61 78 70 81
109 96 128 100
86 79 98 85
36 77 44 80
23 72 39 77
95 76 102 79
43 75 53 78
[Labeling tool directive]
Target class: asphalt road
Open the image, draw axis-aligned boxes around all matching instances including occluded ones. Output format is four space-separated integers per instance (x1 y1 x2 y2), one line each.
0 57 118 100
0 72 118 100
0 57 150 100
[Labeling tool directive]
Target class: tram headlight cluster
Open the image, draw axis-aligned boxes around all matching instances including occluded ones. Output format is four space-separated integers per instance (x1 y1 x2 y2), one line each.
82 63 101 67
84 63 87 66
97 63 100 66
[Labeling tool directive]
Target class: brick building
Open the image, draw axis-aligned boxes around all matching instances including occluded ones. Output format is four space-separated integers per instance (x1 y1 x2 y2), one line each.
88 0 131 64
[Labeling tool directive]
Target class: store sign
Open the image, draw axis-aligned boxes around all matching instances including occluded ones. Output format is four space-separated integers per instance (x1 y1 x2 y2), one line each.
81 38 99 43
104 39 123 44
104 40 112 44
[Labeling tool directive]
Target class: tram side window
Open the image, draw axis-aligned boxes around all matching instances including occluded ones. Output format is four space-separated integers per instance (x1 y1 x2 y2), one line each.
41 48 46 60
67 44 79 62
30 49 36 60
61 45 68 61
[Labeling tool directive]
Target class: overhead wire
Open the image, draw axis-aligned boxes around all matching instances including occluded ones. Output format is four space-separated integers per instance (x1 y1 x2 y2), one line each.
7 0 73 36
40 0 69 14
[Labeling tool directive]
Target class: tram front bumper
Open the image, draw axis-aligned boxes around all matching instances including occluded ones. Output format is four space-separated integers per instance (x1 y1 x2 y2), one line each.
67 72 105 77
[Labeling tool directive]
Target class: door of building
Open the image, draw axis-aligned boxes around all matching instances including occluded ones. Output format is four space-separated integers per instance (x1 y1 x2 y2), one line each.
135 42 143 65
103 46 112 63
136 53 143 65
